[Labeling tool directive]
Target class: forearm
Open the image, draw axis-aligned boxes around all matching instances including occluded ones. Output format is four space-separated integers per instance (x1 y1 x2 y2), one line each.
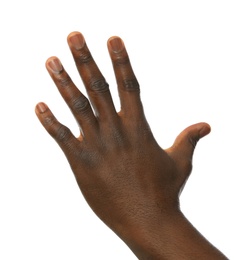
122 210 228 260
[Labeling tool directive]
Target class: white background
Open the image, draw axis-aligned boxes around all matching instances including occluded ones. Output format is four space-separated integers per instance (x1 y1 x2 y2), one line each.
0 0 234 259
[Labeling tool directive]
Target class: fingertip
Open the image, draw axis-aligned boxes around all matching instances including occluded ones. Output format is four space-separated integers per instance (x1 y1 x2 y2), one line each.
67 31 85 50
173 122 211 150
107 36 124 53
35 102 48 114
107 35 122 42
45 56 63 74
199 123 211 138
45 56 60 65
67 31 83 40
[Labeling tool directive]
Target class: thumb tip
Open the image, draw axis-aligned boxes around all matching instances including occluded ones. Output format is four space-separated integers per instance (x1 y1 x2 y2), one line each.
199 123 211 138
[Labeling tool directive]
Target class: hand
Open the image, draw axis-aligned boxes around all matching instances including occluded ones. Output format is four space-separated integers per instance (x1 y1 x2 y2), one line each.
35 32 226 259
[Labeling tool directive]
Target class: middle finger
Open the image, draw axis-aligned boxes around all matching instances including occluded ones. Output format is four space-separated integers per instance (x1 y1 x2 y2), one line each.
67 31 117 122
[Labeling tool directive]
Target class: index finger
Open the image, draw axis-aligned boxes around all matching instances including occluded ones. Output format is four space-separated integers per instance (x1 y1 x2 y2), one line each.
107 36 144 118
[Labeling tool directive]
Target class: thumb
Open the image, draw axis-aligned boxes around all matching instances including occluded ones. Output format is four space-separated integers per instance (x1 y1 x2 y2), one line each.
170 122 211 161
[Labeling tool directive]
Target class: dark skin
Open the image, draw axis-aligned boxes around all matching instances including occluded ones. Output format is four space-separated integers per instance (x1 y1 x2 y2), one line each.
35 32 228 259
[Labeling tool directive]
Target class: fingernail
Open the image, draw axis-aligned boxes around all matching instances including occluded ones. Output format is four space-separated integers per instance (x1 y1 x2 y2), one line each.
36 102 48 113
69 32 85 50
109 37 124 53
47 57 63 74
199 125 211 138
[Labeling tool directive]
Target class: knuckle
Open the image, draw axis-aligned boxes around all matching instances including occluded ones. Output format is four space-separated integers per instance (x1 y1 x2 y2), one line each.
76 49 93 64
55 125 72 142
43 115 55 126
71 95 90 114
118 77 140 92
121 78 140 92
57 74 72 88
112 129 126 146
189 136 198 149
113 55 130 67
79 148 99 168
90 78 109 93
42 115 72 143
100 125 127 150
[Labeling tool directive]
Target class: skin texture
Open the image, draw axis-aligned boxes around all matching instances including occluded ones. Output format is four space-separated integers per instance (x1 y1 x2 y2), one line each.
35 32 228 259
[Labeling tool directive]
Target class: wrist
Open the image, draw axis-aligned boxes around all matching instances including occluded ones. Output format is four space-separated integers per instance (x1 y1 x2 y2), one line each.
118 207 182 259
119 209 227 260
